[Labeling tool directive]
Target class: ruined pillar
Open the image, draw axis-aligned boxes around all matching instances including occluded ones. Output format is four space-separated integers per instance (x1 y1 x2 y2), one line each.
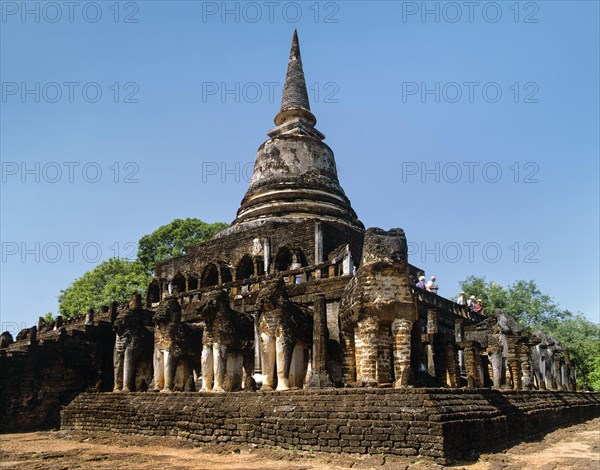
426 342 436 378
110 301 119 323
392 318 413 388
445 343 459 388
507 338 522 390
307 295 332 388
427 309 438 335
263 238 270 274
342 245 353 275
377 324 392 384
28 326 37 346
340 325 356 385
85 308 95 326
464 342 482 388
426 309 438 380
314 222 323 265
356 316 379 386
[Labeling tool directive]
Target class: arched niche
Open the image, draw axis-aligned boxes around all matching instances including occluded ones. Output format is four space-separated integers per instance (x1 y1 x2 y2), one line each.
201 264 219 287
236 255 255 280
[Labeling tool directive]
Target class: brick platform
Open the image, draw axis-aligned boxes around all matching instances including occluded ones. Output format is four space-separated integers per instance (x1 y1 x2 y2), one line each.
61 389 600 463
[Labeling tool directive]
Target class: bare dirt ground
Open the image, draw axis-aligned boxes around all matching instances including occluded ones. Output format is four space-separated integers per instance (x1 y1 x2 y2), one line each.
0 418 598 470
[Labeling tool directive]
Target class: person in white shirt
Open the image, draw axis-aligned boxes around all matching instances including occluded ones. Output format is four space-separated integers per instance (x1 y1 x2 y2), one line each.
468 295 476 311
426 276 439 294
457 292 467 305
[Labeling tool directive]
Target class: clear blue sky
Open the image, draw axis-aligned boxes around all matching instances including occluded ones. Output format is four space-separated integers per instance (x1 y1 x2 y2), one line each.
1 1 598 334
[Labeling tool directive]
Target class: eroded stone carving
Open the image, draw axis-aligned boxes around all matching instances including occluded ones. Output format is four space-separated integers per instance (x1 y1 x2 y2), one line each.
340 228 418 388
112 294 154 392
152 298 202 392
187 291 255 392
255 278 312 391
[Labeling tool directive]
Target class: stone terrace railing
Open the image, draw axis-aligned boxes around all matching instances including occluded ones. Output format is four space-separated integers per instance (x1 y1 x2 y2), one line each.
411 286 484 322
168 257 351 305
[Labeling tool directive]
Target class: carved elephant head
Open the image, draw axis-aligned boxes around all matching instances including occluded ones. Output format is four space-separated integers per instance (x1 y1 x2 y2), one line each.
154 298 182 329
360 227 408 268
255 278 287 312
192 290 230 321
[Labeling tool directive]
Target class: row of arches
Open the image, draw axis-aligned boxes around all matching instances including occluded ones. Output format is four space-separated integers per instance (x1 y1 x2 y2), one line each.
147 247 309 303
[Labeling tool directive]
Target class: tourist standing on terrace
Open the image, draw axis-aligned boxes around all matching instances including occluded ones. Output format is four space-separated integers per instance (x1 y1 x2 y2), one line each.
416 276 426 289
468 295 476 313
426 276 439 294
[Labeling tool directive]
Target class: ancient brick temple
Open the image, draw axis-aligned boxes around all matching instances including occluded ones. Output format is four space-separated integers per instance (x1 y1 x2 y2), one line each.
1 31 597 462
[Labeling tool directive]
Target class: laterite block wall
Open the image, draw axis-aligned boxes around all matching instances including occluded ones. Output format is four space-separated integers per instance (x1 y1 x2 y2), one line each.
61 389 600 462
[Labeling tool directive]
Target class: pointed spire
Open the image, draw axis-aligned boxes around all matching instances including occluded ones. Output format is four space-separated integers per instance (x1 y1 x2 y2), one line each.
275 30 317 127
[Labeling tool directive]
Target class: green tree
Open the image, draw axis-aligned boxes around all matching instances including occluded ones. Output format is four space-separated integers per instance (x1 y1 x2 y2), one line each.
58 258 151 318
137 218 228 273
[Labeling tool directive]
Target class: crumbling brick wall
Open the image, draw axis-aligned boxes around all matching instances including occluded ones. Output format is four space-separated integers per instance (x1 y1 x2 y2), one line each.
0 324 113 432
61 388 600 463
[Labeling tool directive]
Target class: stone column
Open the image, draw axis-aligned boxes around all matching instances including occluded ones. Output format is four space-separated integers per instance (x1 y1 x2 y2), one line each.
464 342 482 388
392 318 413 388
458 349 465 373
507 338 522 390
307 295 332 388
263 238 270 274
342 246 353 275
427 309 438 335
377 324 392 384
314 222 323 265
28 326 37 346
454 319 464 342
253 314 261 374
356 316 379 387
426 342 436 377
110 301 119 323
340 324 356 386
445 343 459 388
426 309 438 380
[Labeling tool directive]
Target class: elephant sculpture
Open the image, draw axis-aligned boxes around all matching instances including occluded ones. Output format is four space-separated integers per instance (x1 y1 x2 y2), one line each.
532 331 554 390
186 290 255 392
254 278 312 391
462 310 540 390
152 298 202 392
112 293 154 392
339 227 418 388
